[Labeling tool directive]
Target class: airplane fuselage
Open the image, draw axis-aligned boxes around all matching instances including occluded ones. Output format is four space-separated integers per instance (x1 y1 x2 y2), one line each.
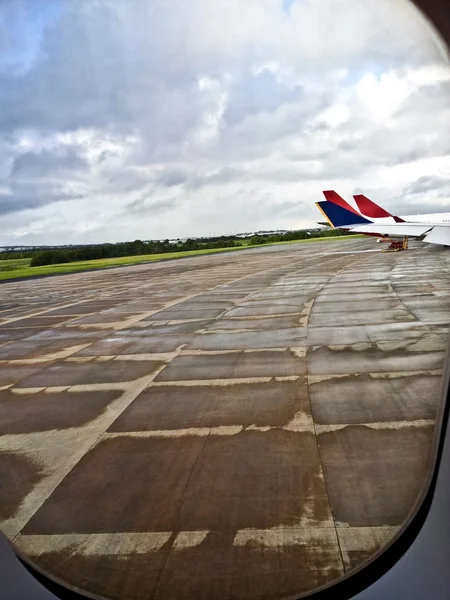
400 213 450 224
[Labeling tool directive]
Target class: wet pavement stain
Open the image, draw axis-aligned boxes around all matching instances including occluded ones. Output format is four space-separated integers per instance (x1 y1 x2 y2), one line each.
22 430 331 535
309 372 442 424
0 363 51 387
0 452 46 520
155 349 306 381
188 328 307 351
307 342 445 375
0 389 123 434
15 532 343 600
15 360 165 388
153 530 343 600
337 526 398 572
317 425 434 527
15 548 171 600
109 380 309 431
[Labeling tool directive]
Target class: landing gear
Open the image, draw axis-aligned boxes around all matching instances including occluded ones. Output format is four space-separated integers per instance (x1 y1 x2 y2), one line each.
402 236 409 250
382 239 405 252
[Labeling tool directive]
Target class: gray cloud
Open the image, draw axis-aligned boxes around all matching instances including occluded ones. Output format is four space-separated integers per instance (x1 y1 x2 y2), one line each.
392 197 450 216
404 175 450 195
126 195 180 215
187 167 244 189
0 183 83 215
10 146 88 178
223 70 303 127
106 170 152 193
155 168 188 187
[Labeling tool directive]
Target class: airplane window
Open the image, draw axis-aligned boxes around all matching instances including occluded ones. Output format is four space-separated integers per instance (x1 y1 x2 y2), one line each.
0 1 449 599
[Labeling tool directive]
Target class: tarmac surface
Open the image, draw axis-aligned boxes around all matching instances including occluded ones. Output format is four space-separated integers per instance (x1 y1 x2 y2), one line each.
0 238 448 600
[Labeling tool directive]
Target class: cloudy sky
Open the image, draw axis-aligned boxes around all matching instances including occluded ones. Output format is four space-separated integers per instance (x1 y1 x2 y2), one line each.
0 0 450 244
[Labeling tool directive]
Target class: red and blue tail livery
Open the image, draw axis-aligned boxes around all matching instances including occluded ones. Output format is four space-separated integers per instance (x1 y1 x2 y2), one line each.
322 191 361 216
315 200 371 228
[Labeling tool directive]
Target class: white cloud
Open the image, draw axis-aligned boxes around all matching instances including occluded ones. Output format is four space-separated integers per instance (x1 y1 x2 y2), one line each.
356 72 414 124
315 103 350 127
187 77 228 147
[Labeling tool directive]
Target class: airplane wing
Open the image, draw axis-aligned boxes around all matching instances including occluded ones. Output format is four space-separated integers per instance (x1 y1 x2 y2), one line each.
349 223 433 237
350 223 450 246
422 226 450 245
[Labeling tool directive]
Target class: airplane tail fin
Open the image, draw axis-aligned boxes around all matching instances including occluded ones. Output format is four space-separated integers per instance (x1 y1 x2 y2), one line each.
316 201 372 228
322 190 361 215
353 194 405 222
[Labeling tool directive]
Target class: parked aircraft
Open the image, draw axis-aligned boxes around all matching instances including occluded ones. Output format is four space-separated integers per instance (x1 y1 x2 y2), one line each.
353 193 450 225
316 191 450 246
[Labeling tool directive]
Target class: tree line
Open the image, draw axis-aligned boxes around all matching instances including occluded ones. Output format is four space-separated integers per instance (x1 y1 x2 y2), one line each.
247 228 351 245
0 228 353 267
28 237 242 266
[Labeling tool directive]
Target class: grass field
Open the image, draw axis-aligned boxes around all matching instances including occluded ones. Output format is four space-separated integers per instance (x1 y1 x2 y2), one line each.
0 235 362 282
0 258 31 273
